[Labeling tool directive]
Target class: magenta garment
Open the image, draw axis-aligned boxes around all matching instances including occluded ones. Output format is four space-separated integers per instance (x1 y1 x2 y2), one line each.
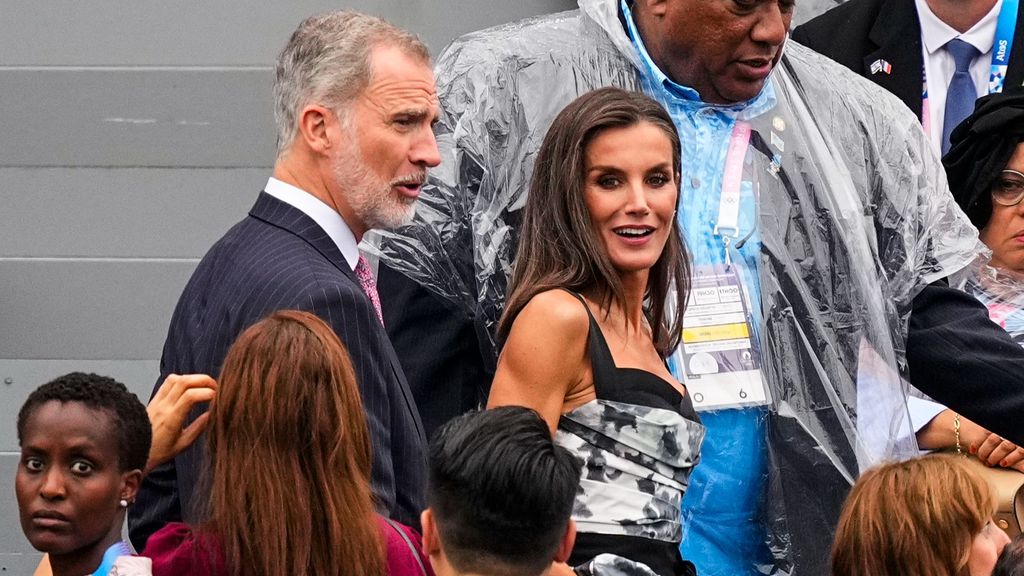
144 522 226 576
144 516 433 576
379 516 435 576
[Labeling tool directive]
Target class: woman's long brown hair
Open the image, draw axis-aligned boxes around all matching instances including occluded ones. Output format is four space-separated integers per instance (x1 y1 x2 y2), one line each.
498 87 690 356
204 310 384 576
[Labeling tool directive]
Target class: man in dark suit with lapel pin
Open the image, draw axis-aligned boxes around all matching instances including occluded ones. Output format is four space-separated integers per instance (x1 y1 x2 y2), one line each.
793 0 1024 153
128 11 439 549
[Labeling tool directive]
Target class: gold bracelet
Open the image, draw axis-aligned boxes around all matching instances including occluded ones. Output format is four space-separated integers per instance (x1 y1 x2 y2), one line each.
954 413 963 456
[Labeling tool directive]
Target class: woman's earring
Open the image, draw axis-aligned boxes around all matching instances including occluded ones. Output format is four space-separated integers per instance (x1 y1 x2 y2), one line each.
119 499 129 508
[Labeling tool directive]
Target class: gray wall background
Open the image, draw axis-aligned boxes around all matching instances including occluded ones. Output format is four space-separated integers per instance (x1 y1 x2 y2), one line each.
0 1 577 569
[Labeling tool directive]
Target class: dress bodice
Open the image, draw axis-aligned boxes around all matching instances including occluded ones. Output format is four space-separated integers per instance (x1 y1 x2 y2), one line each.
556 292 704 576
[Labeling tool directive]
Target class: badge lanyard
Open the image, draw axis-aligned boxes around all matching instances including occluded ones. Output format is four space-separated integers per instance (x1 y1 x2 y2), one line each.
675 121 771 411
991 0 1020 92
714 121 751 266
91 541 132 576
921 0 1019 123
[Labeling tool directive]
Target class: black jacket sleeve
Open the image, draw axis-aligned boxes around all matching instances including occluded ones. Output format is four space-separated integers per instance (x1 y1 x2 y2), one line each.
128 443 181 550
907 280 1024 445
378 262 492 440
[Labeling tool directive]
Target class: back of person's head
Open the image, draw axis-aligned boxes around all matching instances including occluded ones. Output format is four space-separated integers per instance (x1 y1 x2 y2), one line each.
832 454 994 576
273 10 429 156
206 310 383 576
17 372 151 473
424 406 581 576
994 534 1024 576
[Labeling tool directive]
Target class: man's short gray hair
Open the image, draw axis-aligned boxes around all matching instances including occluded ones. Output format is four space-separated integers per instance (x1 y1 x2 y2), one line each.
273 11 430 156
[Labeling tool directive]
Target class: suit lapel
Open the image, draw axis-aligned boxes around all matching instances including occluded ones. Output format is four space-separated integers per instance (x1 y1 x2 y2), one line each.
864 0 926 119
249 192 427 441
381 334 428 441
249 192 359 285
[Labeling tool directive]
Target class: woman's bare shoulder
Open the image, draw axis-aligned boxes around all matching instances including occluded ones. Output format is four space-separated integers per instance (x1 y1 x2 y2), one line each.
515 289 591 336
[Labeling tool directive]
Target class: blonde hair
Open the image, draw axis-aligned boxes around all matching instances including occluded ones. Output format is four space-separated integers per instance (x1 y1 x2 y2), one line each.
832 454 995 576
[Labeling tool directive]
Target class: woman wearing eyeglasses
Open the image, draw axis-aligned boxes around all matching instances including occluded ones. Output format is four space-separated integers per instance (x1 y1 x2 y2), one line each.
963 161 1024 347
947 95 1024 271
980 163 1024 280
913 91 1024 472
945 93 1024 345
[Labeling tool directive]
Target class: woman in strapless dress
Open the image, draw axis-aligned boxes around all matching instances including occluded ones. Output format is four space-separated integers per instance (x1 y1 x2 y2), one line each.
490 87 705 576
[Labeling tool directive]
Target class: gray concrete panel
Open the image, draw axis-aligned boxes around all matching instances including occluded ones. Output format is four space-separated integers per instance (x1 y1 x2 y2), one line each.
0 260 196 360
0 360 160 452
0 550 44 572
0 168 264 259
0 1 577 66
1 453 37 556
0 69 275 168
1 455 44 557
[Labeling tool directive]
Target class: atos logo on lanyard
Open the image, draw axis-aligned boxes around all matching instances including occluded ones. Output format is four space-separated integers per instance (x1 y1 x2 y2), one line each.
921 0 1020 103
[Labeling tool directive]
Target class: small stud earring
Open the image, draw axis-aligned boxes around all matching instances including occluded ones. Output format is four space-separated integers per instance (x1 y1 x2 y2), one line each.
119 499 128 508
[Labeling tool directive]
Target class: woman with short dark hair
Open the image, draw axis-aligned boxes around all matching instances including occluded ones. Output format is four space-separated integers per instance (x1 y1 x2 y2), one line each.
16 372 153 576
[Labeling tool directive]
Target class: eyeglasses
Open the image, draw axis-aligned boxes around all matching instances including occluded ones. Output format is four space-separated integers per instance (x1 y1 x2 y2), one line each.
992 170 1024 207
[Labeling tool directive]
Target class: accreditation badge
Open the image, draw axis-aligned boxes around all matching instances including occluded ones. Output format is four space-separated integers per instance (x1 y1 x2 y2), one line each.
679 264 770 411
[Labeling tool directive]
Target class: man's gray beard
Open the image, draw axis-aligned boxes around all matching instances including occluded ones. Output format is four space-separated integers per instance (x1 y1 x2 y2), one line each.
333 147 417 231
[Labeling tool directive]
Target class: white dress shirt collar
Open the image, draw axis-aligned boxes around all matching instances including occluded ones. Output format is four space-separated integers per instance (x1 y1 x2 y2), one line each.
917 0 1002 55
263 177 359 271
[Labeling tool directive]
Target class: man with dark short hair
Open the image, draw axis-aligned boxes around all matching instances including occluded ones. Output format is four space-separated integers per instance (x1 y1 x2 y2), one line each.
422 407 580 576
129 11 439 548
375 0 1024 573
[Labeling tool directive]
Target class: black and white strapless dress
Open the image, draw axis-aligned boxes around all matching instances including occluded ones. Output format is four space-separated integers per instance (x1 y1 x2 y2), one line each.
559 292 705 576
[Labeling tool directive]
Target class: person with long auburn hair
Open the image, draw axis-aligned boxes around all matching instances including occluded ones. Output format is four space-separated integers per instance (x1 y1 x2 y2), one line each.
489 87 704 576
832 454 1010 576
140 310 432 576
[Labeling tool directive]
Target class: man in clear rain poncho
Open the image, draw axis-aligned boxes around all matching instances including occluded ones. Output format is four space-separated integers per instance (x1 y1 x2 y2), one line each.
370 0 1024 573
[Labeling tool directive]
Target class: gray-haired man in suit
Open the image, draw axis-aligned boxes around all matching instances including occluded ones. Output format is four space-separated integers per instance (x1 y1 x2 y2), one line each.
129 10 439 548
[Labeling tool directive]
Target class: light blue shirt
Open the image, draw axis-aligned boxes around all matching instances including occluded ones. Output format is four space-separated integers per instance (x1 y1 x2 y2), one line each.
90 541 133 576
621 2 773 573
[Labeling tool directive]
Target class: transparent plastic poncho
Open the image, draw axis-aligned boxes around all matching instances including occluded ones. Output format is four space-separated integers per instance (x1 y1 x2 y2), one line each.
958 256 1024 346
369 0 982 572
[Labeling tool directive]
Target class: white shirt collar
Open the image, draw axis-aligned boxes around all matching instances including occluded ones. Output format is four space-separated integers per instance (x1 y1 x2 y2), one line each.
916 0 1003 55
263 177 360 271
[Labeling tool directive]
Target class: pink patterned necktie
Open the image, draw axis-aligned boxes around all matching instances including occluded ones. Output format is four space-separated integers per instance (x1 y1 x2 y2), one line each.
355 256 384 326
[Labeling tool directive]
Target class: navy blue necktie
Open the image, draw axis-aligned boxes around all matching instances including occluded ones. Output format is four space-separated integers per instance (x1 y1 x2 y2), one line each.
942 38 980 154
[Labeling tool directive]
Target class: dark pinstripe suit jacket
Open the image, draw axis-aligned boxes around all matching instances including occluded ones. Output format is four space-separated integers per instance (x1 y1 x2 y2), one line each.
128 192 427 549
